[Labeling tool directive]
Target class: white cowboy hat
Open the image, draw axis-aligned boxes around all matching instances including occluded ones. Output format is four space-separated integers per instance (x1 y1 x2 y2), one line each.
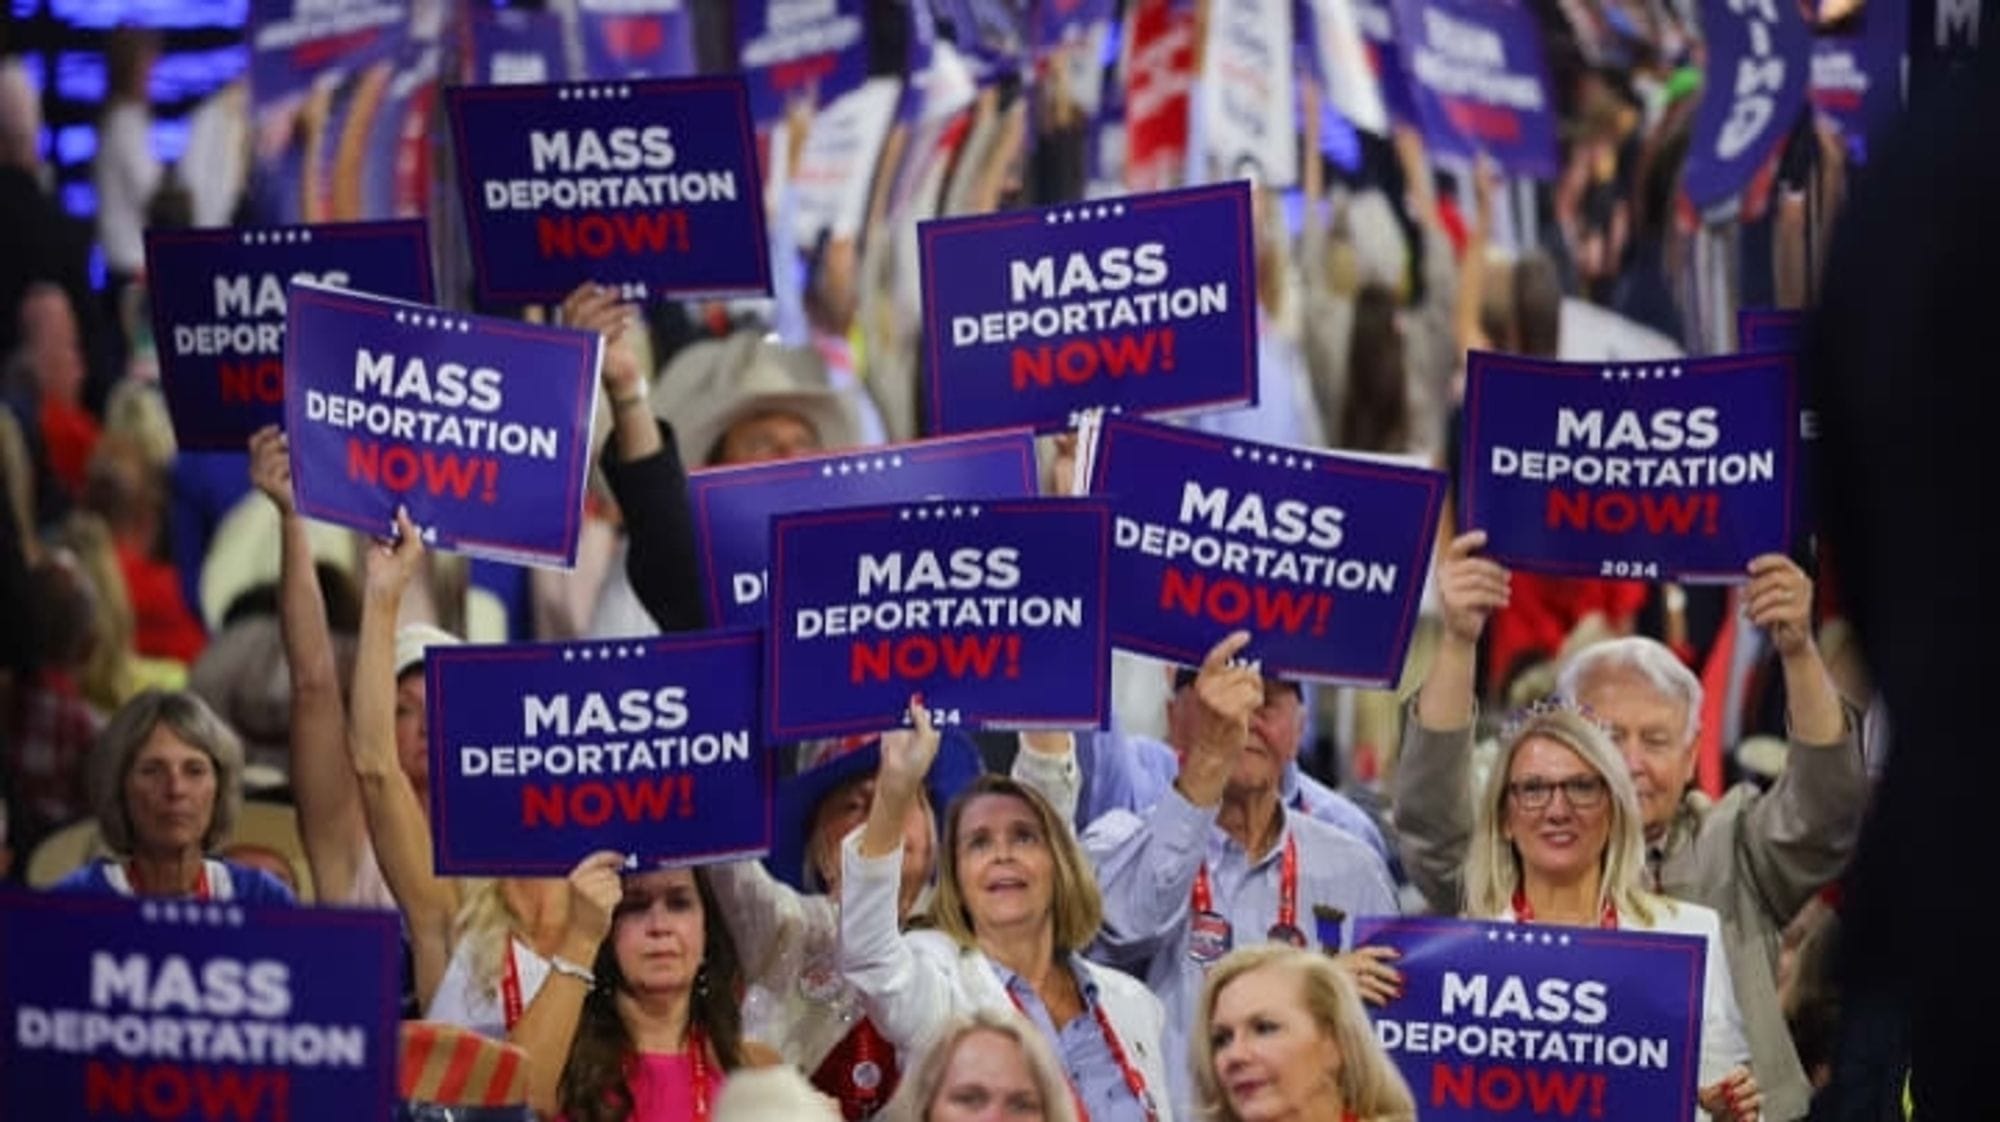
652 330 858 467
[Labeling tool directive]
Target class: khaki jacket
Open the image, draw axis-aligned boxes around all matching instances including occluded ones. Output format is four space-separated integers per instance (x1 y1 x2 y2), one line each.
1393 711 1868 1121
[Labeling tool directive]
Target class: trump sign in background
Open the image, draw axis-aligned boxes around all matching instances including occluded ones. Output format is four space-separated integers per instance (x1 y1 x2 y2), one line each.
447 77 769 304
426 631 770 877
144 221 433 451
1460 351 1798 582
767 501 1111 739
1088 415 1444 686
1 890 398 1122
1354 916 1706 1122
920 182 1258 435
284 282 601 568
689 431 1041 630
1682 0 1812 210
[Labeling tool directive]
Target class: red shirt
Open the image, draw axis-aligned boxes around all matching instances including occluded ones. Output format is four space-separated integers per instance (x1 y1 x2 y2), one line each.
1486 573 1648 695
39 396 100 497
115 542 207 664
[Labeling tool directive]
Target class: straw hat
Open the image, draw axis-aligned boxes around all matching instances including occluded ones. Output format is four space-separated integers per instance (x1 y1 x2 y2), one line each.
651 330 858 467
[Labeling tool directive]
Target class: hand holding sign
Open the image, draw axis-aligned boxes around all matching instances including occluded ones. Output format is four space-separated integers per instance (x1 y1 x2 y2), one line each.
1180 630 1262 806
563 850 628 956
1745 553 1814 659
880 694 942 799
1436 531 1510 647
558 282 644 400
364 506 427 602
249 424 295 517
1333 943 1406 1007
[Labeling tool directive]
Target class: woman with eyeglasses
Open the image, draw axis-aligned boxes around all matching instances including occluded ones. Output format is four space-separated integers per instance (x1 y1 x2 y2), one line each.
1377 706 1763 1121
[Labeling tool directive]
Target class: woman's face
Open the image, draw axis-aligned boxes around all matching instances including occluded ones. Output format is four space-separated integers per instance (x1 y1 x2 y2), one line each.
929 1028 1046 1121
1503 737 1614 886
1208 966 1342 1122
612 868 706 995
123 725 218 856
954 794 1055 937
807 778 936 907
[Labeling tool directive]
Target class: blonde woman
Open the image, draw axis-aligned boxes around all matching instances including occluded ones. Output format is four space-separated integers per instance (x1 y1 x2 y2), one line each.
1192 945 1414 1122
883 1009 1081 1122
1458 705 1761 1122
350 507 604 1114
842 701 1170 1122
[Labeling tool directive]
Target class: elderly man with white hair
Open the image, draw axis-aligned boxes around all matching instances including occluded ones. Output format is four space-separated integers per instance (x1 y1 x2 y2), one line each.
1390 531 1867 1122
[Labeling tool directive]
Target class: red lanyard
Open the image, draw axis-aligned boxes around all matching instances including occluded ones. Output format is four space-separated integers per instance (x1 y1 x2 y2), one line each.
1005 983 1158 1122
684 1021 711 1122
1510 888 1619 929
126 861 211 900
1192 834 1299 928
500 942 525 1032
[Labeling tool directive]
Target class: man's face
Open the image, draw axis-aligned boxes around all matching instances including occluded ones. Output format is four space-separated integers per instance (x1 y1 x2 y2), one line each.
1572 667 1696 833
717 409 819 464
1167 678 1306 793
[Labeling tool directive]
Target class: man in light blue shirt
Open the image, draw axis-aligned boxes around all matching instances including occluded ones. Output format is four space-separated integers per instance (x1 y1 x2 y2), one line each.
1075 682 1397 873
1081 633 1400 1117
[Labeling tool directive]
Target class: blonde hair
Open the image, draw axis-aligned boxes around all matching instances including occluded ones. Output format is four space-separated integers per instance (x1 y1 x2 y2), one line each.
928 776 1101 954
1192 946 1416 1122
58 512 140 711
450 877 513 1004
87 688 245 854
1463 707 1659 926
883 1009 1080 1122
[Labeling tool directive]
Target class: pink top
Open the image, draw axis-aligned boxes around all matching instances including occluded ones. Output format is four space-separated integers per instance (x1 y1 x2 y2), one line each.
629 1051 723 1120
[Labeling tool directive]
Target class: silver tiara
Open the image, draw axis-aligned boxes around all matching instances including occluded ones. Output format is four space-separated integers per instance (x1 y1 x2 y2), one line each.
1498 694 1609 745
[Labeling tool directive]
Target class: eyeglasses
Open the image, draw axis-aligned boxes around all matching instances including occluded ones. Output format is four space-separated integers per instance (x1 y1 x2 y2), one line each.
1506 777 1609 811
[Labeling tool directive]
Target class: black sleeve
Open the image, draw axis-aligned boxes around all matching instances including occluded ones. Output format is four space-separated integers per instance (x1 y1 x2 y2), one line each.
599 419 708 634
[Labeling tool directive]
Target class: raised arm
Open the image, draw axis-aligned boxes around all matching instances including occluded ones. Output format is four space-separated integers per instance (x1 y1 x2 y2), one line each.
1736 554 1869 919
1453 159 1500 356
561 283 705 634
251 426 364 903
1010 731 1081 828
351 506 459 1003
1395 531 1510 914
1084 633 1258 963
841 699 955 1049
516 851 623 1120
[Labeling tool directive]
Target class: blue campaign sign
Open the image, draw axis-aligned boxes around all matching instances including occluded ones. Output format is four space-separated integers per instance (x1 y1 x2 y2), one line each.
1460 351 1799 582
1036 0 1113 53
0 890 399 1122
689 431 1041 630
467 5 570 85
576 0 697 80
1736 308 1802 353
1392 0 1558 178
1088 415 1444 686
1354 916 1705 1122
284 281 602 568
1736 308 1816 545
248 0 408 106
144 222 433 451
1353 0 1417 125
920 182 1259 435
1811 9 1906 165
1683 0 1812 210
426 630 771 877
446 77 771 304
735 0 870 124
767 500 1111 739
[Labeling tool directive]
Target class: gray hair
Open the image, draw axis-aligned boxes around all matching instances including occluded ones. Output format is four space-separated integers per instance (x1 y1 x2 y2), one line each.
87 689 245 854
1557 636 1703 748
713 1066 842 1122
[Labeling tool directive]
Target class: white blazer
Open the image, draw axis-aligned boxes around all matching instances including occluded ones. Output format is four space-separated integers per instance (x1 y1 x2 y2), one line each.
1492 894 1751 1121
839 832 1175 1122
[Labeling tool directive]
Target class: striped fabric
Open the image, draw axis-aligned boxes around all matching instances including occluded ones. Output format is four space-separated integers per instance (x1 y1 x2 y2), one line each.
399 1022 531 1109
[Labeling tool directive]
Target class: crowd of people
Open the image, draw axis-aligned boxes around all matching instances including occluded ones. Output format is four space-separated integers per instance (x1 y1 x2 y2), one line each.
0 1 1948 1119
